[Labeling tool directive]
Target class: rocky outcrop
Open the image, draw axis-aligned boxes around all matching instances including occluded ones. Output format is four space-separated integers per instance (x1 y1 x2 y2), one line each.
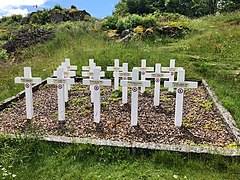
2 26 54 53
21 8 91 25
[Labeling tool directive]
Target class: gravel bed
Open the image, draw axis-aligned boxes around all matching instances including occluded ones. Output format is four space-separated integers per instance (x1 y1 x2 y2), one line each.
0 83 234 147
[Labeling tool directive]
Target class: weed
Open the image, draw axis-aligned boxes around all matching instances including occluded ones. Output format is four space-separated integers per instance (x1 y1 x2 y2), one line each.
101 101 109 107
193 97 213 110
70 97 88 106
109 97 121 102
161 96 172 103
71 86 88 91
110 89 122 98
143 88 152 95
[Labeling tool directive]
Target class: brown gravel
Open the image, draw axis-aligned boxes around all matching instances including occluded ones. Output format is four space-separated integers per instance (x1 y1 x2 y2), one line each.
0 83 234 147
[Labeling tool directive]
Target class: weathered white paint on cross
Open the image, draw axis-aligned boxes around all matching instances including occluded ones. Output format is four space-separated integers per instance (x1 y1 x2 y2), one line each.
164 69 198 127
65 58 77 71
137 59 154 93
53 63 76 102
120 68 150 126
62 62 76 101
107 59 123 90
118 63 132 104
162 59 183 92
47 67 75 122
83 68 111 123
145 63 170 106
15 67 42 119
82 59 101 71
82 62 105 103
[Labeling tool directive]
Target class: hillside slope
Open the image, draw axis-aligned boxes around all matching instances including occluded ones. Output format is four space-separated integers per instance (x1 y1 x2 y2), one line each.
0 11 239 127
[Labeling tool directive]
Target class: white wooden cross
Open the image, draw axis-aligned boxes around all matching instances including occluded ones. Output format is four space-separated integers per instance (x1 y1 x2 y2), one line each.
145 63 170 106
162 59 183 92
47 67 75 123
107 59 123 90
15 67 42 119
137 59 154 93
65 58 77 71
119 63 132 104
164 69 198 127
82 62 105 103
82 59 101 71
120 68 150 126
83 68 111 123
53 63 76 102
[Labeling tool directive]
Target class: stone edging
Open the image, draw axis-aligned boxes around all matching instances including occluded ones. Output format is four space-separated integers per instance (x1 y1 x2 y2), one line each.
202 79 240 145
42 135 240 156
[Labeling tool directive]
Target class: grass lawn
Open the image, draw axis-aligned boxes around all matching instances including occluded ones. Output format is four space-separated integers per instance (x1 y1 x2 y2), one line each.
0 136 240 179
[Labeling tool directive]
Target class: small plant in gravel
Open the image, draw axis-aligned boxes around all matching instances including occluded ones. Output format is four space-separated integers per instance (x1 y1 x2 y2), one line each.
110 89 122 98
193 97 213 110
183 122 194 128
143 88 152 95
70 97 88 106
109 89 122 101
101 101 109 107
71 86 88 91
160 96 172 103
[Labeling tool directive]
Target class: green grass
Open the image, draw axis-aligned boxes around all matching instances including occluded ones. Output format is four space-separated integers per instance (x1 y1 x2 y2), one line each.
0 136 240 179
1 13 239 126
0 12 240 179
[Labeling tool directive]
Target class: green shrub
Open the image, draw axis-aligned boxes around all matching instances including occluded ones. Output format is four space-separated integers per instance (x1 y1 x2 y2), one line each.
71 5 77 9
0 49 9 61
101 14 157 31
53 4 63 11
101 16 119 30
11 15 23 22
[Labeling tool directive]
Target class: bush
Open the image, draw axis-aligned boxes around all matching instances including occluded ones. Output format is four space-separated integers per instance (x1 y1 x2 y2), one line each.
101 13 157 31
11 15 23 22
71 5 77 9
0 49 9 61
53 4 63 11
101 16 119 30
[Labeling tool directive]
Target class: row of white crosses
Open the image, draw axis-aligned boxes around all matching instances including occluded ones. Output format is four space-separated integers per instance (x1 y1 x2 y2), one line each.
15 58 198 127
15 59 77 123
106 59 198 127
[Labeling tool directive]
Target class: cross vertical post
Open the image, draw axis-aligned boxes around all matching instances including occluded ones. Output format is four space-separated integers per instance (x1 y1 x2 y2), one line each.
175 69 185 126
82 62 105 103
120 68 150 126
169 59 175 92
83 68 111 123
131 68 139 126
145 64 170 106
57 68 65 122
107 59 123 90
137 59 154 93
24 67 33 119
164 69 198 126
121 63 130 104
15 67 42 119
47 67 75 123
162 59 183 92
154 64 161 106
141 59 146 93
